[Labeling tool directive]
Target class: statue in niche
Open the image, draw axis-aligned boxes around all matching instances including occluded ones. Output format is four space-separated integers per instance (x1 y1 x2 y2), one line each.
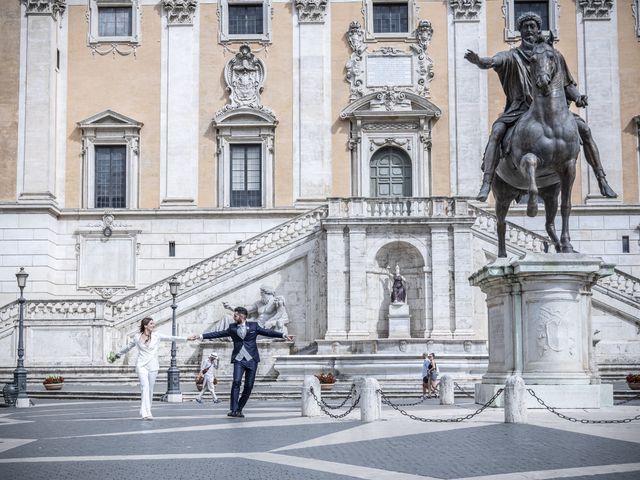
212 285 290 336
385 264 407 304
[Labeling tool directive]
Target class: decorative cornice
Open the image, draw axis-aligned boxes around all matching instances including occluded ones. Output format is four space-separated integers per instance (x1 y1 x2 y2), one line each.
163 0 198 25
578 0 613 20
449 0 482 21
22 0 66 19
295 0 328 24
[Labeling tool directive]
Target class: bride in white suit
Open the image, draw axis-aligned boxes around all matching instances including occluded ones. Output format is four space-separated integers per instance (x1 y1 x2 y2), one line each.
115 317 192 419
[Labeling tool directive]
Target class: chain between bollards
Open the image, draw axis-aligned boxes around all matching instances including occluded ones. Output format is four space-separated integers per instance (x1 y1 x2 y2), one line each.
527 389 640 424
319 385 356 410
309 386 361 418
378 388 504 423
454 382 475 399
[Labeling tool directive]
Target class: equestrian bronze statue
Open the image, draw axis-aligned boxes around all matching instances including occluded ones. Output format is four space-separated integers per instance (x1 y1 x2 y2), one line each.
464 12 616 257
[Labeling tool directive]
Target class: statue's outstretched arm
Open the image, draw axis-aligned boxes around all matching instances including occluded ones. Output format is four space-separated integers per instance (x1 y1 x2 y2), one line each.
565 84 588 108
464 49 496 70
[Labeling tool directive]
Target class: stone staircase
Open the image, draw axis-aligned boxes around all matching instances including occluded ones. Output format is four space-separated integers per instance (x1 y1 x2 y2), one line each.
1 200 639 386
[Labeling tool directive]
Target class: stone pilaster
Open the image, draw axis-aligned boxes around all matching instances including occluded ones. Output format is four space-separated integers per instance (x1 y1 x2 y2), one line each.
447 0 486 197
452 224 474 337
324 226 348 339
430 226 452 338
348 226 369 339
160 0 199 207
18 0 66 205
577 0 622 203
293 0 332 204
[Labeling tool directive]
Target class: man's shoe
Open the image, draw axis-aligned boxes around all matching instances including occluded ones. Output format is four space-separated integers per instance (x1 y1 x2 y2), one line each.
227 411 237 417
213 399 220 403
236 411 245 418
195 398 202 404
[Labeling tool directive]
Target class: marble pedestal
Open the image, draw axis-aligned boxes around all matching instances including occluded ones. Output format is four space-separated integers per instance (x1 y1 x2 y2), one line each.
387 303 411 339
469 253 614 408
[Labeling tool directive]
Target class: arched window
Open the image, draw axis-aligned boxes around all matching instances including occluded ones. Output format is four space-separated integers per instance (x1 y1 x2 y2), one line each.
370 147 412 197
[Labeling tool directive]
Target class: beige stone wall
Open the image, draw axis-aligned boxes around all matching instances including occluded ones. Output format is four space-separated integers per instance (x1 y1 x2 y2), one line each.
65 5 161 208
331 2 359 197
618 6 640 204
0 2 21 202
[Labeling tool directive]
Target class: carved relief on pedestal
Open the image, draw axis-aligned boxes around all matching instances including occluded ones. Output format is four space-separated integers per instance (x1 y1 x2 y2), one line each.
163 0 198 25
535 305 575 358
22 0 66 18
578 0 614 19
295 0 328 23
449 0 482 21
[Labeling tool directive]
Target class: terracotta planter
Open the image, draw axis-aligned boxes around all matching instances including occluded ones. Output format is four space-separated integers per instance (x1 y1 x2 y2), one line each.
320 383 335 392
43 383 63 391
628 382 640 391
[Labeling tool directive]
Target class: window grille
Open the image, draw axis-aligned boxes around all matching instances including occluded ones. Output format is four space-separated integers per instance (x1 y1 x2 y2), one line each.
373 3 409 34
98 7 133 37
95 145 127 208
228 4 264 35
231 144 262 207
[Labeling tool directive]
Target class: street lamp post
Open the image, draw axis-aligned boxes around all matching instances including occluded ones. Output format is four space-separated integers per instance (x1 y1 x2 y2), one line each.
165 277 182 402
14 267 30 408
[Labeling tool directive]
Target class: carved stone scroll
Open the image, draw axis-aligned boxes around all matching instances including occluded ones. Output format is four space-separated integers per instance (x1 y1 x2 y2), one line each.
163 0 198 25
295 0 328 24
22 0 66 18
578 0 614 19
449 0 482 21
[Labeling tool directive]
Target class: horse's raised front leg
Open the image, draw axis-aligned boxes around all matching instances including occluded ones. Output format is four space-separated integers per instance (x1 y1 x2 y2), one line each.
521 153 540 217
559 162 577 253
539 183 561 253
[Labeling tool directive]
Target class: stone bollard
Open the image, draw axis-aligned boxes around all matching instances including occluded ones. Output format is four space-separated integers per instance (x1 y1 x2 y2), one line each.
360 377 382 422
301 375 322 417
504 375 527 424
439 375 454 405
351 375 365 407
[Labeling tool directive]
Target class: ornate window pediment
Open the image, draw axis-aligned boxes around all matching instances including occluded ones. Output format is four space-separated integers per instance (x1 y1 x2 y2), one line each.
345 20 434 101
212 45 276 208
78 110 142 209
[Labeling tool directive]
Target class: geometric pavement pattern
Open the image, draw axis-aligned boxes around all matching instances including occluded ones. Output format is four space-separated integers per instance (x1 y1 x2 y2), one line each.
0 398 639 480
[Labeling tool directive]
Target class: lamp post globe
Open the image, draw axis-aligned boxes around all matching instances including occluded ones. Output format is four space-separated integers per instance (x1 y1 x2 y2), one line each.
165 277 182 402
14 267 30 408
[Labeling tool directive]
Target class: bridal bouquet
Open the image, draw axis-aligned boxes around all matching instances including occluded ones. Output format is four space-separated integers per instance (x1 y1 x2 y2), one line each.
107 351 118 364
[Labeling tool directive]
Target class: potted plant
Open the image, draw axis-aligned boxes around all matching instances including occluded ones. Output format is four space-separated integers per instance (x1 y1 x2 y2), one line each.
43 375 64 391
315 372 336 391
626 374 640 390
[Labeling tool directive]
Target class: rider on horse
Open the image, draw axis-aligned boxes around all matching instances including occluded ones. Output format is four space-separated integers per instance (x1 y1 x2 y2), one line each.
464 12 616 202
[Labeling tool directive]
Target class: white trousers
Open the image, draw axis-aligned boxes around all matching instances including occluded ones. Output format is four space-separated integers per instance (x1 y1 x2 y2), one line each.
137 366 158 418
197 377 218 401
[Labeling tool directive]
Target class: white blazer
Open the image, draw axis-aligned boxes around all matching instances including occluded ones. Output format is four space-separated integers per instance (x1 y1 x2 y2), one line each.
119 333 187 371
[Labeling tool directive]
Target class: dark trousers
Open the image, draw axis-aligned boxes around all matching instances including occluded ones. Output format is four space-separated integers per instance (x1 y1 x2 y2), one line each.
231 359 257 413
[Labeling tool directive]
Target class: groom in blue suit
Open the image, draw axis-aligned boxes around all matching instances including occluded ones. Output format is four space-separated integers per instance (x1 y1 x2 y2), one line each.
190 307 293 417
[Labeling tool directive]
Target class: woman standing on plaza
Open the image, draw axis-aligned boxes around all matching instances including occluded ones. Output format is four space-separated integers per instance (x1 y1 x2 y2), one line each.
114 317 192 420
427 353 440 398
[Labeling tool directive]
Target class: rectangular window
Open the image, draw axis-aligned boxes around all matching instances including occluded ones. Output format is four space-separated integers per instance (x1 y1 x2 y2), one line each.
373 3 409 34
622 236 630 254
98 6 133 37
230 144 262 207
95 145 127 208
514 1 549 31
169 242 176 257
228 4 264 35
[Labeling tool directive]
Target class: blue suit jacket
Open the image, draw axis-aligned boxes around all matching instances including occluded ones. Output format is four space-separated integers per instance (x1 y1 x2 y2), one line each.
202 321 285 363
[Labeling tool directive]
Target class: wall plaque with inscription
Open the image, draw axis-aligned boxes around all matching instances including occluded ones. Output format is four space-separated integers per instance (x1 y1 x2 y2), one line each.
366 56 413 87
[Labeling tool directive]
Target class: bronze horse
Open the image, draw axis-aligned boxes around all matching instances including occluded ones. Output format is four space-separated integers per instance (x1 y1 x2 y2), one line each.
492 36 581 257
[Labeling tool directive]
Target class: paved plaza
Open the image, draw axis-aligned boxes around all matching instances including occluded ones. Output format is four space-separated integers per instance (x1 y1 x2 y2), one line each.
0 395 639 480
